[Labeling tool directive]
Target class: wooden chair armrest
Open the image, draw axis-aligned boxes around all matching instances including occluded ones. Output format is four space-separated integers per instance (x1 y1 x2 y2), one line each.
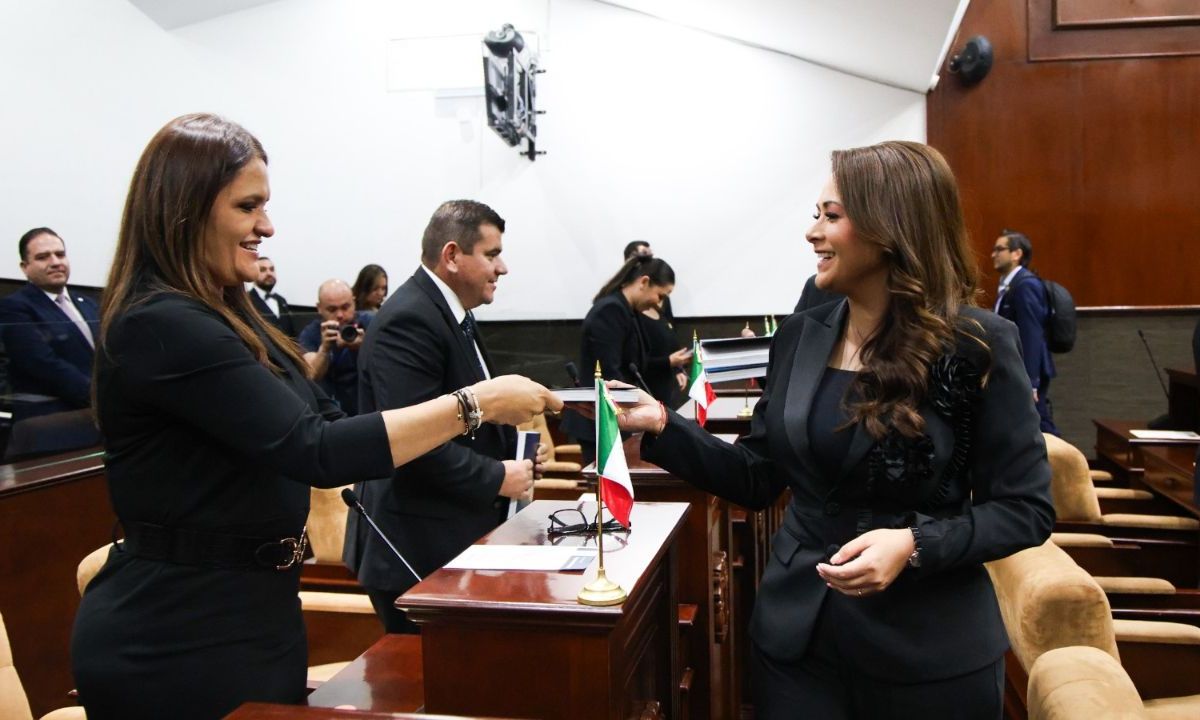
1101 514 1200 531
542 460 583 474
556 443 583 457
1051 532 1114 548
1115 620 1200 700
1095 576 1176 595
1095 488 1154 501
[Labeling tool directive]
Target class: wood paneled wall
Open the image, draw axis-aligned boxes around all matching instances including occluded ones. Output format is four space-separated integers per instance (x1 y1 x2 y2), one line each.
927 0 1200 307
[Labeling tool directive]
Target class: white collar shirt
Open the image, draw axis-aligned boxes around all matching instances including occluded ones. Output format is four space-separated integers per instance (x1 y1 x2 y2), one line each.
421 265 491 379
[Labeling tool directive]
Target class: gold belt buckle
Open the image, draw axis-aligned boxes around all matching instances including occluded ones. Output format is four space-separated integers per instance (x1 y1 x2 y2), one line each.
274 526 308 570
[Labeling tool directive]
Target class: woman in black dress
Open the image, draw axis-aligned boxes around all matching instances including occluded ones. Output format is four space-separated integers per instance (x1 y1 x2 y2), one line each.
70 113 559 719
616 141 1054 719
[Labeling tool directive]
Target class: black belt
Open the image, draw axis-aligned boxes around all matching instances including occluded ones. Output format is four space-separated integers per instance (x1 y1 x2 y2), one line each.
122 521 308 571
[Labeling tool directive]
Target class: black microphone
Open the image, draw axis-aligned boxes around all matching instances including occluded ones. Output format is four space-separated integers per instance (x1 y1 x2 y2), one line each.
341 488 422 583
627 363 653 395
564 361 580 387
1137 330 1170 400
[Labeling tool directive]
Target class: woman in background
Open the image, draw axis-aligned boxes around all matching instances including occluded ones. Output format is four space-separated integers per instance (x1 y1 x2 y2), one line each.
616 141 1053 719
71 113 558 719
352 263 388 314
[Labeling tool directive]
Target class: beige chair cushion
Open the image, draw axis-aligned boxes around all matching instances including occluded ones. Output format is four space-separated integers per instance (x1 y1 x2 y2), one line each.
0 613 35 720
308 486 351 563
1045 434 1104 522
1112 619 1200 645
1051 532 1114 548
542 460 583 474
1143 694 1200 720
76 545 110 596
1095 488 1154 501
987 540 1119 671
1090 470 1115 484
298 591 374 614
39 708 87 720
1100 514 1200 531
1027 645 1145 720
534 478 583 491
1094 577 1176 595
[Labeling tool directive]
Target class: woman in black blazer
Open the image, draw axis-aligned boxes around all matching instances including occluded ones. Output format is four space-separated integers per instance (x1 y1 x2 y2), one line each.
580 256 691 392
69 114 559 720
618 141 1054 719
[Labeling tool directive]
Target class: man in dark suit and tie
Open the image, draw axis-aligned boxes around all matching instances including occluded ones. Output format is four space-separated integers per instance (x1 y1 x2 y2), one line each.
992 230 1058 434
247 256 295 335
0 227 101 455
345 199 539 632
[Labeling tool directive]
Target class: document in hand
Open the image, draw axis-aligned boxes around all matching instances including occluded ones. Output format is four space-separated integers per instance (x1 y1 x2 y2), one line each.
699 335 771 383
552 387 640 403
507 429 541 519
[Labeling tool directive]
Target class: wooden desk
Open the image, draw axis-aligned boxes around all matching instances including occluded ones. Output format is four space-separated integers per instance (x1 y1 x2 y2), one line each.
307 635 424 713
676 396 757 437
230 701 498 719
0 447 113 718
1167 367 1199 432
400 499 687 720
1093 418 1200 483
1141 445 1199 518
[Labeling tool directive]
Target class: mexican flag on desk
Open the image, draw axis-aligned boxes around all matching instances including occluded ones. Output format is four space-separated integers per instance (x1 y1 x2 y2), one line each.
686 335 715 427
596 379 634 528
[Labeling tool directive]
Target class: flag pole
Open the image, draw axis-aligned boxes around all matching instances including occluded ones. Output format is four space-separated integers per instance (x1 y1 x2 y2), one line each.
692 331 699 423
578 362 627 607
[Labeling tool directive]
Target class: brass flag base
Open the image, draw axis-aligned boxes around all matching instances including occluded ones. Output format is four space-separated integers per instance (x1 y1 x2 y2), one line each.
737 406 753 418
577 568 627 606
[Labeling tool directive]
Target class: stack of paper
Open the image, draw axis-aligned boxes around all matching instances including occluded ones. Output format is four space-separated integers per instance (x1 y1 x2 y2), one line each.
699 336 771 383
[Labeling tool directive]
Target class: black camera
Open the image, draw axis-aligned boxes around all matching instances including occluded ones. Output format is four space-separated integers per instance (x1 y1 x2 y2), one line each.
338 324 359 343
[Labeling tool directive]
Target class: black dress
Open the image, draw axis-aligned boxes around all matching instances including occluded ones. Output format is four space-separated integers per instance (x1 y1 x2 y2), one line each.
71 293 393 720
637 310 683 405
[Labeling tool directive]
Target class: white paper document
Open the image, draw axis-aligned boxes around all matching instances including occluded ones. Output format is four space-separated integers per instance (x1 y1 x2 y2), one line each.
444 544 597 572
1129 429 1200 441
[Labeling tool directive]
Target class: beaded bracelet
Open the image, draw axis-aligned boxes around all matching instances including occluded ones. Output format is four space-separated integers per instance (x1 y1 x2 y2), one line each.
451 388 484 440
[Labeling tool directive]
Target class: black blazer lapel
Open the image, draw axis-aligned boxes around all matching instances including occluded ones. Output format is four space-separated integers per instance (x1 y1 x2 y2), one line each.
783 300 845 474
411 269 487 383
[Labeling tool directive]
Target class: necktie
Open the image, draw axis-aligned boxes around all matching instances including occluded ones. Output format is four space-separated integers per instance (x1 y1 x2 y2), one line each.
56 293 95 348
262 291 279 317
460 312 487 379
994 284 1007 312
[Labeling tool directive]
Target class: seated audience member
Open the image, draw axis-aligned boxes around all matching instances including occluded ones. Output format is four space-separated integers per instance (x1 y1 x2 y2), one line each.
298 279 371 416
70 113 558 719
0 227 101 455
352 263 389 316
247 255 295 335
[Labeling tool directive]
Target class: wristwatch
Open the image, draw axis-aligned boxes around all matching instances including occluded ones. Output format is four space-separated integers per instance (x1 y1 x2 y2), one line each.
907 526 922 568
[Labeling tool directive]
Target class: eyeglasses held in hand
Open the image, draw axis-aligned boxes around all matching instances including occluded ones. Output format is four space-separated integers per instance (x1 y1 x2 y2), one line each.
547 508 628 536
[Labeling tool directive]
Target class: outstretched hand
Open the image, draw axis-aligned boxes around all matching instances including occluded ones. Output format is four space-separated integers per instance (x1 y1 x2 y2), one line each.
472 375 563 426
608 381 666 435
815 528 914 598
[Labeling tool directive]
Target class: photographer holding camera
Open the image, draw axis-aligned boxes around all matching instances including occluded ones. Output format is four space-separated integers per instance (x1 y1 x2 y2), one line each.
299 278 370 415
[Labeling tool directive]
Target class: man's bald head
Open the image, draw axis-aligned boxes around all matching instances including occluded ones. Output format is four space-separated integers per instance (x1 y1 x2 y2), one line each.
316 279 356 324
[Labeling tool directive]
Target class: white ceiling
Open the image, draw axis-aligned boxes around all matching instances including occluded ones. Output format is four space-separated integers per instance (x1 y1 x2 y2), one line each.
127 0 281 30
597 0 971 92
127 0 969 92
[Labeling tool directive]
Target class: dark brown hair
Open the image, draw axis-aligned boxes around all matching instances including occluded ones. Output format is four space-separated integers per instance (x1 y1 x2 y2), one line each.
593 256 675 303
833 140 987 439
420 200 505 267
351 263 388 310
98 113 306 396
19 227 62 262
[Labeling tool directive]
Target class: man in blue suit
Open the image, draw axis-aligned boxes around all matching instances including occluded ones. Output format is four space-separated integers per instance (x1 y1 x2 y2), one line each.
0 228 101 455
992 230 1058 435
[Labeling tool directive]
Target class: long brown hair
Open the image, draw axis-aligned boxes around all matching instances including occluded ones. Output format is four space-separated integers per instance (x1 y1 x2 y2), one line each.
97 114 306 402
833 140 987 439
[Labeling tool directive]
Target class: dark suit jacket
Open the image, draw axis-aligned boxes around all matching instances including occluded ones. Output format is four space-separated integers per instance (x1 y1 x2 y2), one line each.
344 268 516 593
248 287 295 336
791 274 843 316
580 291 647 385
996 267 1055 390
642 300 1054 681
0 282 99 415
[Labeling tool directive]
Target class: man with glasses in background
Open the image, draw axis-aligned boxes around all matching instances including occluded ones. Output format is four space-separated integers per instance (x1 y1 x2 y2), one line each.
992 229 1058 435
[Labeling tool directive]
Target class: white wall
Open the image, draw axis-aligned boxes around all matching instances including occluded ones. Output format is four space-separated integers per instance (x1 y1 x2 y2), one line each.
0 0 925 320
